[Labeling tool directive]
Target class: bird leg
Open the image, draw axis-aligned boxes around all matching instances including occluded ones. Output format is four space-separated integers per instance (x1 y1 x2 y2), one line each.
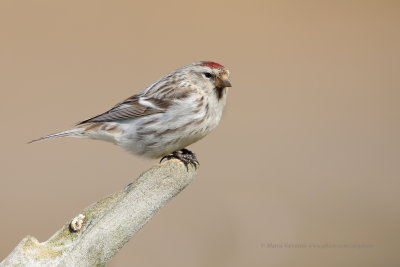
160 148 199 170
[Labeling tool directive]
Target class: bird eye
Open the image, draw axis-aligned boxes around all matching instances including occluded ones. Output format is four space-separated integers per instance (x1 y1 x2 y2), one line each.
204 72 212 78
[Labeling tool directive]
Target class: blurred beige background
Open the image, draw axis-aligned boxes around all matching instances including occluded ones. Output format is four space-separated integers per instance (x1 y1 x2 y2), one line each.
1 1 399 266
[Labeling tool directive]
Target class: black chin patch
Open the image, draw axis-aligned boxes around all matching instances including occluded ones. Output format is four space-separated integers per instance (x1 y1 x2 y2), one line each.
214 86 225 100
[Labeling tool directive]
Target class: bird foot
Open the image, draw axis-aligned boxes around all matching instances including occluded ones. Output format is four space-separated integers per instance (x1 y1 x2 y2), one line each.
160 148 199 170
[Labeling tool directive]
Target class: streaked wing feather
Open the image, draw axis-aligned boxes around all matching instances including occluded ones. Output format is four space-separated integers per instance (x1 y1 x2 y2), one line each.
78 96 166 124
77 79 192 125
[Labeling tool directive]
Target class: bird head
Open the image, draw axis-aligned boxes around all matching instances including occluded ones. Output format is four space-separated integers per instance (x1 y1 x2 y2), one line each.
182 61 231 100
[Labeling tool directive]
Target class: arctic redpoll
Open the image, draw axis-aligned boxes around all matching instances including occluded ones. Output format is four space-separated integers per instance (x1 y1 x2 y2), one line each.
30 61 232 167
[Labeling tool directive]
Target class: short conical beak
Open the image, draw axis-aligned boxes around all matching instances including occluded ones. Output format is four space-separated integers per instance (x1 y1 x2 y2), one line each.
223 78 232 87
216 76 232 88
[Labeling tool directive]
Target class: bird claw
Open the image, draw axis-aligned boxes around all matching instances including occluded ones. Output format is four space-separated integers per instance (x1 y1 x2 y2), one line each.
160 148 199 170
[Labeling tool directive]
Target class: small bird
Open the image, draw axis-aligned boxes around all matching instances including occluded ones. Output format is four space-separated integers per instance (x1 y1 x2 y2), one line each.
30 61 231 167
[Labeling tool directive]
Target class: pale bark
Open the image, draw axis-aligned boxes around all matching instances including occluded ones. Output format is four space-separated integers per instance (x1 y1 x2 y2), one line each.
1 159 197 267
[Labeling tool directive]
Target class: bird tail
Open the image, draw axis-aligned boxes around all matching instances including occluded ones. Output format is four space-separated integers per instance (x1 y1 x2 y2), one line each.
28 128 84 144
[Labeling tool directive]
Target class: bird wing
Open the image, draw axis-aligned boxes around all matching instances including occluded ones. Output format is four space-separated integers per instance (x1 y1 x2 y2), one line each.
77 85 193 125
77 95 171 124
77 71 194 125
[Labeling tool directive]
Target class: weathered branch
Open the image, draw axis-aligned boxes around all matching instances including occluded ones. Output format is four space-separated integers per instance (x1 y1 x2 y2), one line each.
1 159 197 267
